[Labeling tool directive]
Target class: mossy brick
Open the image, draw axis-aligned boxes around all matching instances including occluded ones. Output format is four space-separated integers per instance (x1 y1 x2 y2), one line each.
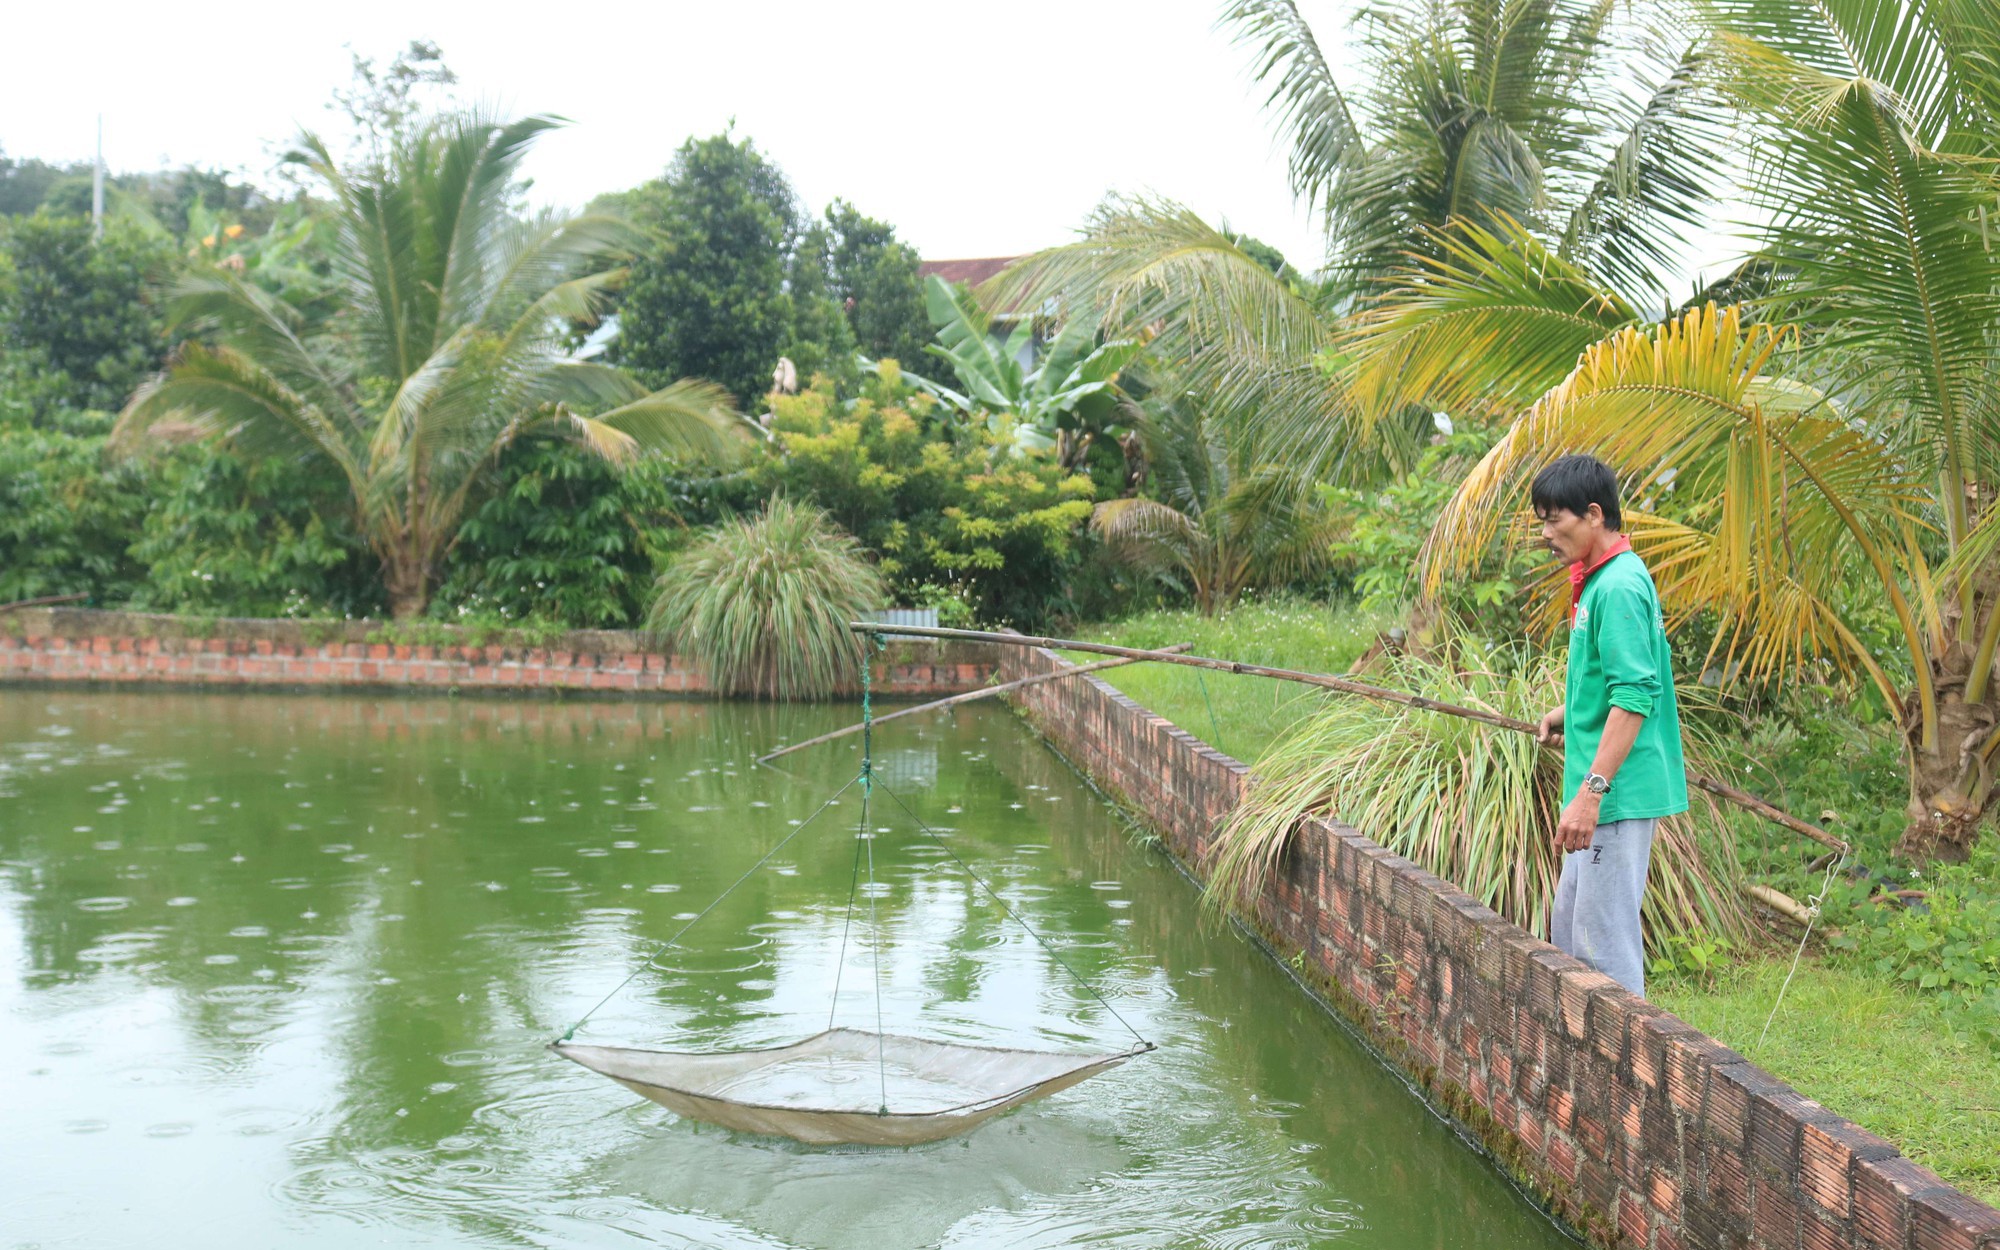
1577 1112 1611 1162
1619 1187 1651 1246
1906 1184 2000 1250
1497 930 1543 998
1754 1176 1805 1250
1682 1197 1741 1249
1559 967 1620 1041
1749 1086 1836 1185
1615 1084 1645 1145
1589 986 1634 1067
1614 1137 1648 1188
1850 1156 1936 1249
1523 947 1568 1021
1648 1169 1681 1220
1549 1133 1580 1183
1801 1121 1899 1221
1705 1061 1781 1153
1798 1211 1850 1250
1705 1139 1751 1217
1641 1091 1682 1177
1579 1154 1620 1218
1632 1012 1701 1093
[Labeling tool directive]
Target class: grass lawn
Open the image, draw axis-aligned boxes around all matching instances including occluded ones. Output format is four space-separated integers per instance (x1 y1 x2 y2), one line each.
1072 597 1391 763
1654 959 2000 1206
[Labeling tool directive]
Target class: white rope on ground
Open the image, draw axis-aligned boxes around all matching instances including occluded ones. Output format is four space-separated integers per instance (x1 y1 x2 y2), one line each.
1757 851 1845 1050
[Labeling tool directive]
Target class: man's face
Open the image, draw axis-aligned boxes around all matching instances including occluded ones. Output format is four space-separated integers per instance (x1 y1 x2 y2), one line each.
1539 505 1600 565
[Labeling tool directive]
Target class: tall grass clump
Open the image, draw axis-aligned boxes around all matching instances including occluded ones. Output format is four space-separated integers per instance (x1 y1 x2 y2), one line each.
647 497 888 699
1205 643 1749 952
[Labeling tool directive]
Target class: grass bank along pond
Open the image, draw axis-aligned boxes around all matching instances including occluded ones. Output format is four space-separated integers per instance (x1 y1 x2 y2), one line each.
0 688 1576 1249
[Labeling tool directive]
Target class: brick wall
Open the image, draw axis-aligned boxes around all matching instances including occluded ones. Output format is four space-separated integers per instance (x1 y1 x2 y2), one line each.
1000 643 2000 1250
0 608 997 699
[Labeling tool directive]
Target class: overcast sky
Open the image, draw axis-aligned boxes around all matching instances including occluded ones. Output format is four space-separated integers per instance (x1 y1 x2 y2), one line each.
3 1 1351 269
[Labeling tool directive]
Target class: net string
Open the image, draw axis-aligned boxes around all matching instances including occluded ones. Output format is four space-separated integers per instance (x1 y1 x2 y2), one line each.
557 771 861 1043
874 779 1152 1048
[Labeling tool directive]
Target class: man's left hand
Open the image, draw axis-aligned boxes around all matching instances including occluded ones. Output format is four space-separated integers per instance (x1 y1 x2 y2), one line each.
1556 791 1600 854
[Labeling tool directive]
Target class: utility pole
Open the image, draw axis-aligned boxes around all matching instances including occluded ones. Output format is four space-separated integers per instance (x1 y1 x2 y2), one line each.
91 115 104 239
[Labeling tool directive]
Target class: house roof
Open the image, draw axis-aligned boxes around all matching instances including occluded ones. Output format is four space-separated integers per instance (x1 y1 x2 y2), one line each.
917 256 1021 287
918 256 1040 316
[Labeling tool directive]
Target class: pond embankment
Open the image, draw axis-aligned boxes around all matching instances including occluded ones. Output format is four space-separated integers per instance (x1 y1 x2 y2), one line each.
998 641 2000 1250
0 607 998 698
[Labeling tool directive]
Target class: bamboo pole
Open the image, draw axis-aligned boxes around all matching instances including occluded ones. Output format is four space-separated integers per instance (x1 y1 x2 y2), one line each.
0 593 87 615
756 644 1194 764
849 622 1850 855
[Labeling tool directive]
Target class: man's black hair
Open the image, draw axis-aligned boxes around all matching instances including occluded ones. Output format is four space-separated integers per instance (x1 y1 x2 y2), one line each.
1530 454 1621 531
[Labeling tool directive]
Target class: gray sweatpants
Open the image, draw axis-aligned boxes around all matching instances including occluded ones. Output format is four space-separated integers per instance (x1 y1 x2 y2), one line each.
1550 817 1656 997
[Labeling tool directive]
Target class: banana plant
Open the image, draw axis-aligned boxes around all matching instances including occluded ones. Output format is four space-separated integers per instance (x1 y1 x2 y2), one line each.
890 274 1145 466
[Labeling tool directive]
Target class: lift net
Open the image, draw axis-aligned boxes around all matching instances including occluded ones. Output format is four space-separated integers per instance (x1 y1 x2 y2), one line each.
552 634 1152 1145
553 1029 1145 1146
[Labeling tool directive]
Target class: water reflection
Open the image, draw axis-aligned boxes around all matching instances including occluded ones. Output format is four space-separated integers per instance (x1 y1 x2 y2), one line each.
0 689 1573 1248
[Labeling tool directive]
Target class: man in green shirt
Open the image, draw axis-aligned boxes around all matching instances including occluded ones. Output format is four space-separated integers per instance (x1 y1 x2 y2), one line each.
1530 454 1687 996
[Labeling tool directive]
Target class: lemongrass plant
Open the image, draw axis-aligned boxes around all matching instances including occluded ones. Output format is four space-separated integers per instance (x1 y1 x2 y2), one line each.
1205 641 1750 952
647 497 888 700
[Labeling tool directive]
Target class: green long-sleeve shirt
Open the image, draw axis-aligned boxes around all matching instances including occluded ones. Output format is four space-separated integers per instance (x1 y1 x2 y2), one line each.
1565 549 1688 821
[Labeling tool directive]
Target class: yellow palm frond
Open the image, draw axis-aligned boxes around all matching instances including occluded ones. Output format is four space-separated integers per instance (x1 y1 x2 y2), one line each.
1426 303 1929 704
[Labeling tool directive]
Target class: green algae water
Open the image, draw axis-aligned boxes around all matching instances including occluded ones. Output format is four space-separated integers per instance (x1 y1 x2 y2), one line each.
0 689 1575 1249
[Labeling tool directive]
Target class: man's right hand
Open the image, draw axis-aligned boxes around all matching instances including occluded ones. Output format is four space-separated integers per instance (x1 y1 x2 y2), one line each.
1535 706 1565 747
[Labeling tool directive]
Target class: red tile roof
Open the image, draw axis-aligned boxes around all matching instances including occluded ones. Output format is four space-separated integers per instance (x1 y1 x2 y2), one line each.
917 256 1021 287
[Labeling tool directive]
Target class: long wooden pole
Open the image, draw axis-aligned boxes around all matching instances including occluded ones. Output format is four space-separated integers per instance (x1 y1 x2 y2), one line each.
0 593 87 615
851 622 1849 855
756 644 1193 764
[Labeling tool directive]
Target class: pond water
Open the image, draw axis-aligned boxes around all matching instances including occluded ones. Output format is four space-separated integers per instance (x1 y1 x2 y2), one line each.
0 689 1575 1249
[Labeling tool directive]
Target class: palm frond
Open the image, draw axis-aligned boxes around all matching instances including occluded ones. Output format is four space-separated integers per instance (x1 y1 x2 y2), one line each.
1424 304 1930 696
1558 37 1733 308
161 268 353 421
431 114 568 336
1345 217 1639 421
1090 497 1202 578
114 343 363 495
1220 0 1366 221
985 197 1400 480
588 377 753 463
1709 0 2000 529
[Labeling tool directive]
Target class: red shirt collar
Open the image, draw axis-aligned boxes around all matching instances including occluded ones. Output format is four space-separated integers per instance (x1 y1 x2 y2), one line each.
1569 534 1631 620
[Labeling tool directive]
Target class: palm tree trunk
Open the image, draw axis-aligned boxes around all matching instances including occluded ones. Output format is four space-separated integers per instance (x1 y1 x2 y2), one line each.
382 547 433 621
1901 627 2000 862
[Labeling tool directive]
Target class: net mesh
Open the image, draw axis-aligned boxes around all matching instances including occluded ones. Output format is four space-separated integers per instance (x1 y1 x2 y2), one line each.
553 1029 1144 1145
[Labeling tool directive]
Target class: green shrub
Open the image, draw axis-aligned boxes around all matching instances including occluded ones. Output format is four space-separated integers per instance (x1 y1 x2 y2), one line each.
647 496 887 699
1823 840 2000 1048
128 445 380 619
1322 427 1541 635
433 438 695 629
0 422 150 605
760 373 1095 627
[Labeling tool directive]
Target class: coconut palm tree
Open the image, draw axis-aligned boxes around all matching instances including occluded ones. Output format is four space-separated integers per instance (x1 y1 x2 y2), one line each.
986 0 1729 476
116 113 752 619
1090 388 1340 615
1382 0 2000 858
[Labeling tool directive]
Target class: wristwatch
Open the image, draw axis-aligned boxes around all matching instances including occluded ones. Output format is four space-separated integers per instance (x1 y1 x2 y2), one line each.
1583 773 1613 796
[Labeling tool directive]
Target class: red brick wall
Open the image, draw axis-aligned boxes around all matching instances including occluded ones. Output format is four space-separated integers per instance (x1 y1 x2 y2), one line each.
0 608 997 699
1000 643 2000 1250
